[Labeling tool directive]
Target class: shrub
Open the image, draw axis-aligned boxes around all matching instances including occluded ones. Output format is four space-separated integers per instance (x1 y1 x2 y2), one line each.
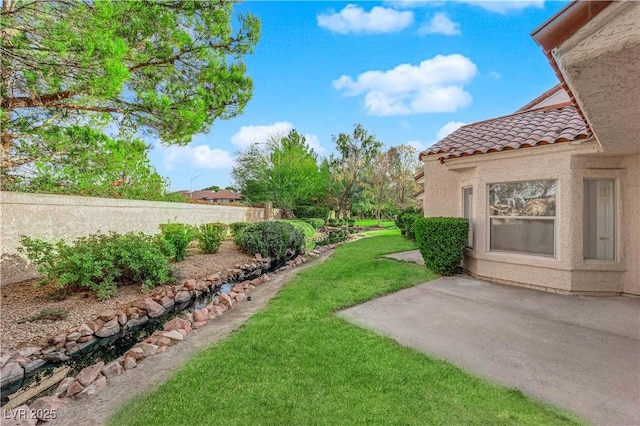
293 206 329 219
396 208 422 238
326 218 340 227
197 223 228 254
302 218 325 229
281 220 316 253
316 229 348 246
19 232 173 300
160 223 196 262
413 217 468 276
236 221 305 259
230 222 252 236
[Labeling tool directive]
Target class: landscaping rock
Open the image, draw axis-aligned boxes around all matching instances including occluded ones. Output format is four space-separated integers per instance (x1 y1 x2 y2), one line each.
138 343 158 357
54 377 75 397
65 380 84 397
124 315 149 330
24 359 46 375
87 320 103 332
75 375 105 400
135 298 165 318
66 331 81 342
17 347 40 358
263 273 271 282
95 317 120 338
163 317 191 332
156 346 167 354
11 356 28 367
76 361 104 387
97 310 117 322
123 357 137 370
42 351 69 363
1 361 24 387
174 290 191 304
124 347 146 361
156 337 171 347
219 293 233 307
235 292 246 302
193 309 208 323
192 321 207 329
29 396 61 420
184 279 197 290
159 296 175 310
52 334 66 346
101 361 125 378
161 330 184 342
78 324 94 337
117 311 127 325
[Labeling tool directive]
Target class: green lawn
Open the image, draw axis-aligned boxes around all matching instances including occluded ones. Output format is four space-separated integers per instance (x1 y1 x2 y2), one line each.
111 236 582 426
354 219 396 228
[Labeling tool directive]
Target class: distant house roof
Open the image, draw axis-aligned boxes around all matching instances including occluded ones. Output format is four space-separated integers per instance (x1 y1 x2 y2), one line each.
420 103 590 161
180 189 243 201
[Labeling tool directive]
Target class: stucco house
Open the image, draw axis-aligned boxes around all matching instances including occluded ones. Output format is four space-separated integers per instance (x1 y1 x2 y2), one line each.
178 189 243 204
417 1 639 297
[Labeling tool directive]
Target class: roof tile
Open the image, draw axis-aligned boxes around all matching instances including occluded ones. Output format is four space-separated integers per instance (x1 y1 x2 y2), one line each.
420 104 590 160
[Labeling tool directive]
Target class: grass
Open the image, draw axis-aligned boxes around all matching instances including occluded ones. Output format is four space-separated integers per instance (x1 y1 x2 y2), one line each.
354 219 396 228
111 235 582 426
364 228 402 237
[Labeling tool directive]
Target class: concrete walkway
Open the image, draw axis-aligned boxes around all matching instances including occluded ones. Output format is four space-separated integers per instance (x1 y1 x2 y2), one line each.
339 258 640 425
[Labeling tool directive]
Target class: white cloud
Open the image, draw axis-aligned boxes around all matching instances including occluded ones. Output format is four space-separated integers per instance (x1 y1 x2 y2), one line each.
436 120 466 139
332 54 477 116
385 0 443 8
231 121 294 149
304 134 326 155
161 145 234 171
419 13 461 36
458 0 544 13
317 4 413 34
488 71 501 80
231 121 326 154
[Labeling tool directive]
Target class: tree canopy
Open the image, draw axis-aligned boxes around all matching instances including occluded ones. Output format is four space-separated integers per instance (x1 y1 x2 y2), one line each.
1 0 260 191
328 124 383 218
232 130 329 215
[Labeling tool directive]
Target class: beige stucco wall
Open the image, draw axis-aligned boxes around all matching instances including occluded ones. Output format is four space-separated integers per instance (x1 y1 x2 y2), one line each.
0 192 280 285
421 141 639 296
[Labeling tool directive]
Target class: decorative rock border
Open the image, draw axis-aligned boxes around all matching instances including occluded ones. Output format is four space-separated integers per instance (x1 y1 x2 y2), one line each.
1 244 339 423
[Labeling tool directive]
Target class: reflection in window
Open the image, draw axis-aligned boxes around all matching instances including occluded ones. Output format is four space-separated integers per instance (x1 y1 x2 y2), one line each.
489 180 556 257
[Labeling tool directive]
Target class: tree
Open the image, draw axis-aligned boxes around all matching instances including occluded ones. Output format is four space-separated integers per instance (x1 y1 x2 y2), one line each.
329 124 382 218
232 130 329 216
2 125 177 200
203 185 221 191
1 0 260 188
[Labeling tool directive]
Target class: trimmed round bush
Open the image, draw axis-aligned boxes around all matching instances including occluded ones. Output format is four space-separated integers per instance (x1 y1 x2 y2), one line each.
236 221 305 259
230 222 252 236
280 220 316 252
413 217 468 276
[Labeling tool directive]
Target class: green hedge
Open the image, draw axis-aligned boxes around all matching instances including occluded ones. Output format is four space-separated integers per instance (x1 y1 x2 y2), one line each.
293 206 329 219
395 208 422 239
236 221 305 259
414 217 468 276
19 232 173 300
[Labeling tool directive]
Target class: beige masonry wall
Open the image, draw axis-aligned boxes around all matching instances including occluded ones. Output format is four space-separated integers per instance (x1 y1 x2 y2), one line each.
421 140 639 297
0 192 281 286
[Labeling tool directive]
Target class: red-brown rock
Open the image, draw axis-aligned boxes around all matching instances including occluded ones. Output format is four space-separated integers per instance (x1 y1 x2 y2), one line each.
192 321 207 329
164 317 191 332
76 361 104 387
29 396 61 420
193 309 208 323
95 317 120 337
97 310 117 322
101 360 124 378
65 380 84 397
123 357 137 370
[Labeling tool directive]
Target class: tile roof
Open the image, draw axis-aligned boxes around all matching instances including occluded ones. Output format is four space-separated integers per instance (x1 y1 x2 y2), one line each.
420 104 590 161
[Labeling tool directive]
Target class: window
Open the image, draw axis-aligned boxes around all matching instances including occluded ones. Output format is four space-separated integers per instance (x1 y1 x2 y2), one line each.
488 180 556 256
584 179 615 260
463 187 473 248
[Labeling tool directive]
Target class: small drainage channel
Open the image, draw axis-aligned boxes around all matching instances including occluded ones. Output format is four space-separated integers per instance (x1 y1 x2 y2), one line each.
0 256 289 409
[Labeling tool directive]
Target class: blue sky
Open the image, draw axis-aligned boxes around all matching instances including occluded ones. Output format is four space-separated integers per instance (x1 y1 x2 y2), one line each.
149 0 569 192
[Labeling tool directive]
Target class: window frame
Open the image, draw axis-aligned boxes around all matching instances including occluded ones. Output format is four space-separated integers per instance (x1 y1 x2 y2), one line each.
583 178 616 261
487 179 557 258
462 186 473 248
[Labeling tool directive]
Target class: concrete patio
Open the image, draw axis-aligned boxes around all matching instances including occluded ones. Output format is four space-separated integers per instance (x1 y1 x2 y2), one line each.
339 253 640 425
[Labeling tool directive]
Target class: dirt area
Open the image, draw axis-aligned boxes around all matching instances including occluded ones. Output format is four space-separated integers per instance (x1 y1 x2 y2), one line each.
0 240 254 353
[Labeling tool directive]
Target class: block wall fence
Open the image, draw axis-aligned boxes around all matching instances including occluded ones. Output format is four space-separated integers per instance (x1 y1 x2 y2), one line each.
0 192 282 286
